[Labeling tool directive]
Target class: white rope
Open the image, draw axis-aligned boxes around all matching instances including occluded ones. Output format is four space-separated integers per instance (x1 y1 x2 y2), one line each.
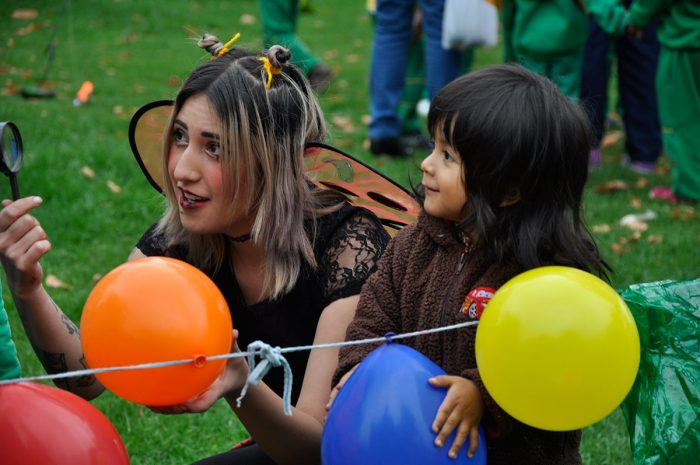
0 320 479 415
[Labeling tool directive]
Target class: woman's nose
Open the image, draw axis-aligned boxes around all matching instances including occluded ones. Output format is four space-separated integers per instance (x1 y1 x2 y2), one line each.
171 147 200 182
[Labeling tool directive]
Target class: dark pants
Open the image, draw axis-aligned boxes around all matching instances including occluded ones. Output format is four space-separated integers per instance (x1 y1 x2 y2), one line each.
580 15 662 164
192 444 276 465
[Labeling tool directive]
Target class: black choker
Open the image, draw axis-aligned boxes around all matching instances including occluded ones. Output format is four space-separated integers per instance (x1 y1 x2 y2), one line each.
228 233 251 243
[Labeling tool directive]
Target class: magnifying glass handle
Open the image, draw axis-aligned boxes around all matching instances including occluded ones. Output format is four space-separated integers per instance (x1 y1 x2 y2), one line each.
10 174 20 201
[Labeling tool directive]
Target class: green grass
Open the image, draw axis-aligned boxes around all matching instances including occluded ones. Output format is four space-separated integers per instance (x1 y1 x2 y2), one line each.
1 1 698 464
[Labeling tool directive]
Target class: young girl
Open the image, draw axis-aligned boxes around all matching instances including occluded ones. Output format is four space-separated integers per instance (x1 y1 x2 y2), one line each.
0 35 390 465
332 64 609 464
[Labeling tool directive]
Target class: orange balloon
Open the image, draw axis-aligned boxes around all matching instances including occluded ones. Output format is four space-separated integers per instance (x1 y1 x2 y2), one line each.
81 257 232 406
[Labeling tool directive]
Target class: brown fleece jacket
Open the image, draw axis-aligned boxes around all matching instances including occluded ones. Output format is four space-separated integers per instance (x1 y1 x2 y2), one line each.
335 211 582 465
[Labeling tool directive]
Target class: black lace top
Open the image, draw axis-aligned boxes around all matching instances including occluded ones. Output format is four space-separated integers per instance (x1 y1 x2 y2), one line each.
136 203 390 403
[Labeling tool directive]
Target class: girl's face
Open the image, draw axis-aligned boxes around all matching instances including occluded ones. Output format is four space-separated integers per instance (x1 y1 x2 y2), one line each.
167 94 250 236
420 134 468 222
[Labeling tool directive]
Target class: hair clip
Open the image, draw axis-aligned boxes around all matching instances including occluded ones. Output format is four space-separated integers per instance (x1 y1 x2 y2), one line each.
215 32 241 58
258 57 282 89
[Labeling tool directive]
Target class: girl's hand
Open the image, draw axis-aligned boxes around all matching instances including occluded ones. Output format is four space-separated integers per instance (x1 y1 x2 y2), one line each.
325 363 358 413
0 197 50 298
150 330 249 415
429 376 484 459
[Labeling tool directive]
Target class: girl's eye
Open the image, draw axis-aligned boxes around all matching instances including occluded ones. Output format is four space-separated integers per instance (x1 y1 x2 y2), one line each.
443 151 454 162
173 128 187 146
205 141 221 160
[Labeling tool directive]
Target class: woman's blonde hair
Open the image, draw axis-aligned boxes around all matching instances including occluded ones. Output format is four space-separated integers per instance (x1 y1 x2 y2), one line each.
157 34 343 299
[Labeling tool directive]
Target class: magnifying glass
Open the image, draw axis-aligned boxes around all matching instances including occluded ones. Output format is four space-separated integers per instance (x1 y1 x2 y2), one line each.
0 122 24 201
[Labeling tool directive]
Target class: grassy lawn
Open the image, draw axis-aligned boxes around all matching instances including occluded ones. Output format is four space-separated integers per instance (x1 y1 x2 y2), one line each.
1 1 697 464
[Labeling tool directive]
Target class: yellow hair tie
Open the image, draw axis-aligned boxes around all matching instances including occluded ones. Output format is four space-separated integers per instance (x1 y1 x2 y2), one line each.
258 57 282 89
215 32 241 58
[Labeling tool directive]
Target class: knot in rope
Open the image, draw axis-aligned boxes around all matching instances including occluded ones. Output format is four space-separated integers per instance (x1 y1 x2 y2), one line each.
235 341 294 416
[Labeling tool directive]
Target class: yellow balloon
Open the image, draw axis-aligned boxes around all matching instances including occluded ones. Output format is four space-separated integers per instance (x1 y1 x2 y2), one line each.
475 266 640 431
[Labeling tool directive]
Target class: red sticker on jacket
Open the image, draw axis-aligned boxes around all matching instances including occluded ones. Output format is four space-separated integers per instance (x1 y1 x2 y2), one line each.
462 287 496 320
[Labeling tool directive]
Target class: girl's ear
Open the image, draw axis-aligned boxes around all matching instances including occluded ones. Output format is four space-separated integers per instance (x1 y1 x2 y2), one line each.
499 190 521 207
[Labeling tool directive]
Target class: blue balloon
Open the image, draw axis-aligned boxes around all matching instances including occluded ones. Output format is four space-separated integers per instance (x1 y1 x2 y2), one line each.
323 343 487 465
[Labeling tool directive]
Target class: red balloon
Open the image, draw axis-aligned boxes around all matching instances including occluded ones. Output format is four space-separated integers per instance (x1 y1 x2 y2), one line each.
0 382 130 465
81 257 232 406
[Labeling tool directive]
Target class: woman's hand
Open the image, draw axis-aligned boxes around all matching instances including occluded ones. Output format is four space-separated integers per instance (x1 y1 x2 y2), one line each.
0 197 50 299
150 330 249 415
429 376 484 459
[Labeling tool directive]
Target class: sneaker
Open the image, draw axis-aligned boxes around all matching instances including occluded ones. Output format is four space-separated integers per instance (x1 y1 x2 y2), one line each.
369 137 409 157
400 131 433 152
307 64 334 92
588 148 602 168
621 155 656 175
649 186 678 203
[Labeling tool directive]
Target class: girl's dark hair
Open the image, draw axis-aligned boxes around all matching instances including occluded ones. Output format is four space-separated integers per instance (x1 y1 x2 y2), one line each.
428 64 609 278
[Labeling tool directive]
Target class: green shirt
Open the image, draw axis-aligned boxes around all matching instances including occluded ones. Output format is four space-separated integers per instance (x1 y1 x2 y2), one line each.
630 0 700 49
503 0 589 59
0 284 21 381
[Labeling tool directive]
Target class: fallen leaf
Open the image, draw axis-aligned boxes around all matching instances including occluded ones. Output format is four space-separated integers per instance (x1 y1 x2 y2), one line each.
634 177 649 189
46 274 71 289
629 196 642 209
622 220 648 232
112 105 125 115
591 224 611 234
323 49 340 60
361 114 372 125
14 22 49 36
646 235 663 244
331 115 355 133
626 231 643 242
671 206 696 221
12 9 38 20
240 13 256 25
91 273 102 284
362 139 370 150
345 54 360 63
334 138 353 148
1 80 20 96
611 242 630 255
601 130 622 148
6 38 14 48
81 166 95 179
107 180 122 193
168 75 181 88
595 180 628 194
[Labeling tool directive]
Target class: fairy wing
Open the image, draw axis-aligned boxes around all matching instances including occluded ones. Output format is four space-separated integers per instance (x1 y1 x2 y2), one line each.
128 101 420 234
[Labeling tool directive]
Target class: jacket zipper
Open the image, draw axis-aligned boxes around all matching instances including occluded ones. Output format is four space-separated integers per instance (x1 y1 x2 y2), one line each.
438 249 468 367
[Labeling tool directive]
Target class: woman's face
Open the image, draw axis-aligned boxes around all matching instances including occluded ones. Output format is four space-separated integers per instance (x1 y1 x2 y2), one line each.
167 93 250 236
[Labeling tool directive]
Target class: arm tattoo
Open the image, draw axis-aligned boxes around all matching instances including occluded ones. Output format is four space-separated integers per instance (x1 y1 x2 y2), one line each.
31 342 69 389
50 298 79 336
77 355 97 387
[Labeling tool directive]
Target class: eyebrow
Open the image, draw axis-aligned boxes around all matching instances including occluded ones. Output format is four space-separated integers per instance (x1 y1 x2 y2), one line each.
174 119 220 140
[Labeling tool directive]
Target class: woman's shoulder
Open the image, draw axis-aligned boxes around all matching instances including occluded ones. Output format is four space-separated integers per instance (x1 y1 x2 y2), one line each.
136 221 187 259
313 203 389 244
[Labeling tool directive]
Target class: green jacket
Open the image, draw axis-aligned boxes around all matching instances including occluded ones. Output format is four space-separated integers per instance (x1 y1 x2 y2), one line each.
0 287 21 381
503 0 589 59
629 0 700 49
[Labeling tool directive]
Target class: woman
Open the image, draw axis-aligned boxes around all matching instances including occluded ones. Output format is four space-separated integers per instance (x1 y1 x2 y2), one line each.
0 34 390 465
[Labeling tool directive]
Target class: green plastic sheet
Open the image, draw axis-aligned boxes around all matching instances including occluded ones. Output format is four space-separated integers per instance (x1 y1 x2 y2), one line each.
620 279 700 465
